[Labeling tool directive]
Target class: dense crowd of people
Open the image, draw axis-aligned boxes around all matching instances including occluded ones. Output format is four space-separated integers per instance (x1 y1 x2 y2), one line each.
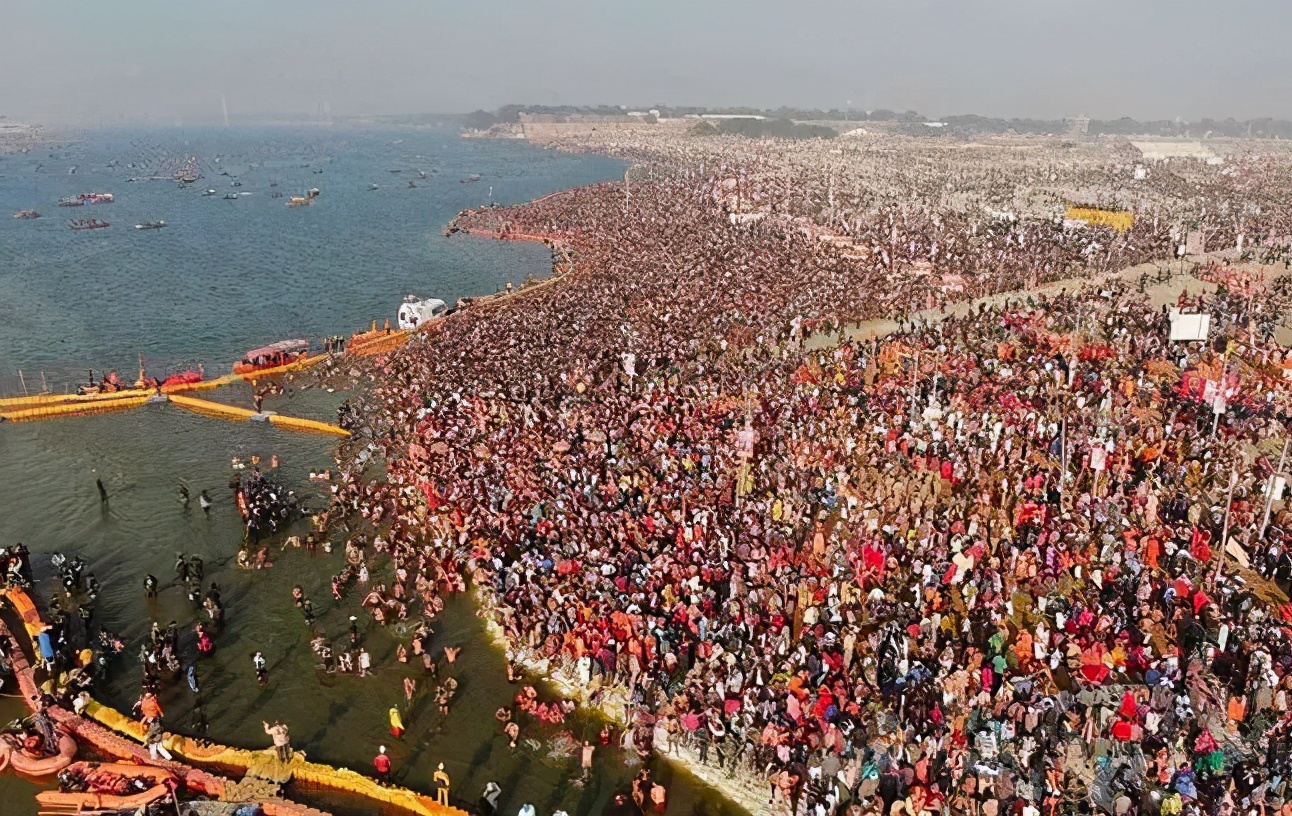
310 131 1292 816
11 130 1292 816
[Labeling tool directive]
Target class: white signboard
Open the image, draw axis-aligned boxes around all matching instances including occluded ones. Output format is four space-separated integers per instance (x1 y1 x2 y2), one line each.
1089 445 1107 472
1168 310 1211 342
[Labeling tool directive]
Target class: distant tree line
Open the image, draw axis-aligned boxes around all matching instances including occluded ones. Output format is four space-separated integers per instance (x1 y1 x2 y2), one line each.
459 105 1292 139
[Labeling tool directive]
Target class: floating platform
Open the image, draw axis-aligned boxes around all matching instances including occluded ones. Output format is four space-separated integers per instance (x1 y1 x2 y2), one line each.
0 392 348 436
167 393 259 422
0 394 152 423
0 587 466 816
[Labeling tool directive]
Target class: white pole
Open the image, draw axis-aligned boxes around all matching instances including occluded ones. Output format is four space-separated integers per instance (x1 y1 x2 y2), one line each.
1259 438 1289 539
1214 467 1238 586
1060 416 1068 511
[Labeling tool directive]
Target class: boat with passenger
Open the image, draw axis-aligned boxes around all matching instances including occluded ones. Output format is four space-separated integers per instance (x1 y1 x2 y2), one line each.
63 193 114 205
76 361 203 395
77 370 129 395
233 339 311 375
69 218 109 230
134 220 167 230
12 210 40 219
174 157 201 184
397 295 448 330
37 762 177 811
286 188 320 207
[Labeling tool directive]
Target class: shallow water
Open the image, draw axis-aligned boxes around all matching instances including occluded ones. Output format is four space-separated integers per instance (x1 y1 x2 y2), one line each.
0 127 744 816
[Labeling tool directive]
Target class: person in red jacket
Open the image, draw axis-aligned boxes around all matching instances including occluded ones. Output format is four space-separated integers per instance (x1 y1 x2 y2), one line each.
373 745 392 785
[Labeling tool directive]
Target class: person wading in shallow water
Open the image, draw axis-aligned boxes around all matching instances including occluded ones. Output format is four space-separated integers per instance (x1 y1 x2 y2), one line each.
192 702 209 737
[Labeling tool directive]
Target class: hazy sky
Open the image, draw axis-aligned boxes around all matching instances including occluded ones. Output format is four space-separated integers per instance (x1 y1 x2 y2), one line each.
3 0 1289 124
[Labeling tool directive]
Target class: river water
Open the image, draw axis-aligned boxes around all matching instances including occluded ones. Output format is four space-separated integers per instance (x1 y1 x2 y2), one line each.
0 127 743 816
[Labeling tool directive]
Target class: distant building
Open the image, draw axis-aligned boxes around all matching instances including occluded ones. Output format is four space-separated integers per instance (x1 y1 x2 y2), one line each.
1065 116 1090 139
696 114 766 121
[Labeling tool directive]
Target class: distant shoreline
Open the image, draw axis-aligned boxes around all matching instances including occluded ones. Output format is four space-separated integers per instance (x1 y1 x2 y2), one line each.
0 122 46 155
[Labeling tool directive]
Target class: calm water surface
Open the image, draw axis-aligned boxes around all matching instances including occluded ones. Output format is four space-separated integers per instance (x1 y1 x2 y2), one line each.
0 128 743 816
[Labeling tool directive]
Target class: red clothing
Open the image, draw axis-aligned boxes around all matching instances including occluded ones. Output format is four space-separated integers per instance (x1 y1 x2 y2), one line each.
373 753 392 774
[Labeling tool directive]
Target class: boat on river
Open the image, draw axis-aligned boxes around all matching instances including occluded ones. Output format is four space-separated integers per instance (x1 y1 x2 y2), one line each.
76 362 203 395
397 295 448 330
37 762 177 811
12 210 40 219
1 729 77 777
174 157 201 184
233 339 311 375
69 218 109 230
64 192 113 205
134 220 167 230
286 188 320 207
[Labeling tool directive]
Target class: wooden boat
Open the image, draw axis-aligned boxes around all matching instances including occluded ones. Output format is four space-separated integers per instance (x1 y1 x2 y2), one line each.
76 370 129 395
1 730 77 776
36 761 176 810
233 339 311 375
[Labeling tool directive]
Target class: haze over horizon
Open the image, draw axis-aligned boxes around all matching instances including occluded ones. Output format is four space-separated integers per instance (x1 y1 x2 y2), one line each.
2 0 1290 126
